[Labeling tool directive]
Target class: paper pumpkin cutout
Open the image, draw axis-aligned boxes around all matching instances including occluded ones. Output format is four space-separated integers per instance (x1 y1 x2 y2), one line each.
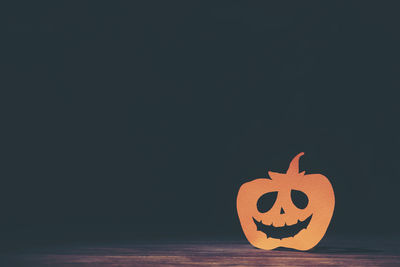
236 152 335 251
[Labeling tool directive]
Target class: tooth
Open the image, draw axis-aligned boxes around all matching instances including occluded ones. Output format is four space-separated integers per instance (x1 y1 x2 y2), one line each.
297 219 300 223
284 223 287 226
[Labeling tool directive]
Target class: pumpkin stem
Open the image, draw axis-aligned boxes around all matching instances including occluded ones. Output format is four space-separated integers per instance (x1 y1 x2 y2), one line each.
286 152 304 175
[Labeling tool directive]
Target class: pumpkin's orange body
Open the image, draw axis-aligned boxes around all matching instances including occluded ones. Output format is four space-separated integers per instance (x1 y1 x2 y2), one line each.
236 153 335 251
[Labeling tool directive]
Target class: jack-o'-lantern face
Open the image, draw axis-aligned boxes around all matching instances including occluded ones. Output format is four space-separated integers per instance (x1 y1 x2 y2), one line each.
236 152 335 251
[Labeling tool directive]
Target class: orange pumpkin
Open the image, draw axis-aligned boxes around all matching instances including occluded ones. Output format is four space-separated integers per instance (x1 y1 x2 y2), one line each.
236 152 335 251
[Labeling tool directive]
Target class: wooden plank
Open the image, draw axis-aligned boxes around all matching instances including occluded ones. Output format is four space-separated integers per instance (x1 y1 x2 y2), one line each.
1 237 399 266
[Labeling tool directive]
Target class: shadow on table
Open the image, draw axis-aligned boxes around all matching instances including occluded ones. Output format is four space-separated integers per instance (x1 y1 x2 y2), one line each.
275 246 382 254
310 246 382 254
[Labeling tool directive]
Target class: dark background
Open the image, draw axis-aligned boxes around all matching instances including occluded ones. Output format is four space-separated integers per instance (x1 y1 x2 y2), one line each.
2 1 400 244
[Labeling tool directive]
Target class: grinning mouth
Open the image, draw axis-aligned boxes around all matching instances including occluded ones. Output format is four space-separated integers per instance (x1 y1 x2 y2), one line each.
253 214 312 239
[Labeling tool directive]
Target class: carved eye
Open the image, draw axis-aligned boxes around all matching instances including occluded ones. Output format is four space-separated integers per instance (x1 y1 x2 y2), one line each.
257 191 278 213
291 190 308 209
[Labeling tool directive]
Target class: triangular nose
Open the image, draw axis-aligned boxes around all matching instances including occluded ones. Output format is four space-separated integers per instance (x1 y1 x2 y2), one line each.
280 207 285 214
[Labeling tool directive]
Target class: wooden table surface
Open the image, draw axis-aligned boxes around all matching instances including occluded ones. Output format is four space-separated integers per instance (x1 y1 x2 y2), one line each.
1 235 399 266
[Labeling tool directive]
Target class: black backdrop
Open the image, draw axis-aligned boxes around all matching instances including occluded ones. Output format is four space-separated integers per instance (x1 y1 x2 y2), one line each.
2 1 400 243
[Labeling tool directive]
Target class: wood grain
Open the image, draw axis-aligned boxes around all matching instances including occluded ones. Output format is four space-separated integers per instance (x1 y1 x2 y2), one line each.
1 236 399 266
